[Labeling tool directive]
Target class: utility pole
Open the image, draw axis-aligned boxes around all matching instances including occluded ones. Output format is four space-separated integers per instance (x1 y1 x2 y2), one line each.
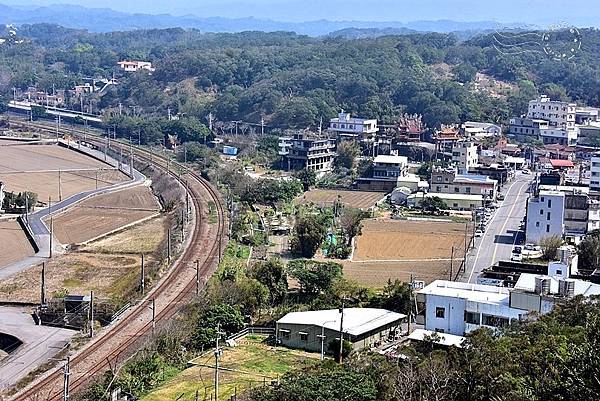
151 298 156 334
140 254 145 294
195 260 200 295
338 299 345 364
89 290 94 338
58 170 62 202
95 169 98 190
49 214 54 259
63 356 70 401
167 227 171 263
408 274 413 335
104 136 108 162
260 116 264 136
214 324 224 400
129 144 134 178
41 262 46 306
449 245 455 281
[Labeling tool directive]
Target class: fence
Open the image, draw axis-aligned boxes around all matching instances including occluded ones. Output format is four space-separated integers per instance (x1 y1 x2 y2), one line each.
227 326 275 342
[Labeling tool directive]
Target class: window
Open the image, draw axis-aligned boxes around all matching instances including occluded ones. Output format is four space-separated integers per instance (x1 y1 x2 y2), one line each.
556 269 562 275
541 197 545 202
299 332 308 342
540 209 544 215
465 187 471 194
436 176 442 182
548 199 552 207
453 203 459 208
547 212 551 221
434 328 445 333
546 224 550 233
436 186 441 192
279 329 290 340
465 311 480 324
536 222 540 227
455 187 460 193
435 307 445 318
482 314 509 328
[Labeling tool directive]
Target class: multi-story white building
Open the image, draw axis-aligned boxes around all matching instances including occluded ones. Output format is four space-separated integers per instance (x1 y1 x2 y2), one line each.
418 273 600 336
526 190 565 244
527 95 576 129
328 111 378 141
590 155 600 191
452 141 478 173
356 155 408 192
0 181 4 212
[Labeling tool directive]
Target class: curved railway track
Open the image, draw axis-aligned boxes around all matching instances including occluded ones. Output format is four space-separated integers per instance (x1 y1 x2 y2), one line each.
8 120 228 401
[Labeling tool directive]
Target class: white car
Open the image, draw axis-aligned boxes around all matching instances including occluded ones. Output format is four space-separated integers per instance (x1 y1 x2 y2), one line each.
511 253 523 262
522 169 531 175
475 230 483 237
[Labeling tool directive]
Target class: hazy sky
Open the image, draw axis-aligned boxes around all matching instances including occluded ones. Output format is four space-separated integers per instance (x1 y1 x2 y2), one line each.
2 0 599 25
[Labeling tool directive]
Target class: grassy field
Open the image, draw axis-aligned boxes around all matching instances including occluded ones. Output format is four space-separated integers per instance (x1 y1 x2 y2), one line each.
0 216 167 304
142 335 319 401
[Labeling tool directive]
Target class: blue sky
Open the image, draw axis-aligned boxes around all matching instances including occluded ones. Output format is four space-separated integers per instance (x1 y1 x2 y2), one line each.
2 0 598 25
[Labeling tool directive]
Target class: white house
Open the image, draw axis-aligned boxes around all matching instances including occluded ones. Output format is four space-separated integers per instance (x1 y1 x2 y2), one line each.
452 141 478 174
526 190 565 244
328 111 378 140
418 274 600 336
461 121 502 138
117 60 155 72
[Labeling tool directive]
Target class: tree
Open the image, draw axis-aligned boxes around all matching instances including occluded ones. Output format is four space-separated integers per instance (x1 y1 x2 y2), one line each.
338 207 365 246
335 141 360 170
578 229 600 272
290 214 327 258
420 196 447 213
294 169 316 192
328 339 353 362
375 279 412 314
249 258 288 305
191 304 244 349
288 259 343 295
539 235 563 260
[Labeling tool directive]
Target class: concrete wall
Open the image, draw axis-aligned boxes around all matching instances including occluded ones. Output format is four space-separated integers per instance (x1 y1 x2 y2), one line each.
423 294 466 336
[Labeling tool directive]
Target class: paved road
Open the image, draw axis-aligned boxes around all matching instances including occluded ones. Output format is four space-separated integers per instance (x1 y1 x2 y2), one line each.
0 139 146 281
464 172 533 283
0 306 76 390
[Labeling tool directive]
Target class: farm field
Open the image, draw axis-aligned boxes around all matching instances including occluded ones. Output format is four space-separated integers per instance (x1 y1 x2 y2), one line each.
0 221 35 268
0 141 128 201
295 189 384 209
47 185 160 245
0 215 168 304
343 218 471 288
142 335 319 401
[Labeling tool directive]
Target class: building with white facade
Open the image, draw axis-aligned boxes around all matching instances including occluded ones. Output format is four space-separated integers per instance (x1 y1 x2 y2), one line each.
526 190 565 244
527 95 576 129
452 141 478 173
356 155 409 192
0 181 4 212
418 274 600 336
590 155 600 191
461 121 502 138
328 111 378 141
280 133 337 174
117 60 155 72
430 167 497 200
407 192 484 211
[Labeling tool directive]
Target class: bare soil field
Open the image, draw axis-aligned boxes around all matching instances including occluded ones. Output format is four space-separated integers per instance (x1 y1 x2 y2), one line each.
0 142 128 202
0 169 125 202
343 260 452 288
48 186 160 245
0 216 167 303
0 221 35 268
354 219 469 261
296 189 384 209
342 218 471 288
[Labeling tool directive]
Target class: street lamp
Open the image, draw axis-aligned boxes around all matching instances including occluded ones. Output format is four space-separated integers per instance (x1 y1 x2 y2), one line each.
318 320 336 360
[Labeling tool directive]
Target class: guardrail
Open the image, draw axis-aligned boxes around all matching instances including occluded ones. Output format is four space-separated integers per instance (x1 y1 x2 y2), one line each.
227 326 275 341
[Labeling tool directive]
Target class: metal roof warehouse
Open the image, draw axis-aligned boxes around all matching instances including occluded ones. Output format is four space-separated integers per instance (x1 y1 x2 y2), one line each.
276 308 405 354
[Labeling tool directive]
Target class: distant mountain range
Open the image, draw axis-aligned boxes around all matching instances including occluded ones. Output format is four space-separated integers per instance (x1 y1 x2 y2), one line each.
0 3 534 37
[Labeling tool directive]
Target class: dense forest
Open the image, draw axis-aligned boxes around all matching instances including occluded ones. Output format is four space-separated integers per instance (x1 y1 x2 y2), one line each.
2 24 600 134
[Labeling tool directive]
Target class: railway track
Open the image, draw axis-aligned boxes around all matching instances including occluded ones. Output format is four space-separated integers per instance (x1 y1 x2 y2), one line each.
7 119 228 400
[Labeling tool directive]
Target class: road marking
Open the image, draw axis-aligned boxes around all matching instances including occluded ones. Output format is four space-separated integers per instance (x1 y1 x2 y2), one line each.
490 181 529 263
467 177 522 283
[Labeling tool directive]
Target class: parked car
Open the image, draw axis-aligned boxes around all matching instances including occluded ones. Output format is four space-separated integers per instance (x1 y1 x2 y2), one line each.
497 194 505 201
522 169 531 175
511 253 523 262
475 230 483 237
513 246 522 254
